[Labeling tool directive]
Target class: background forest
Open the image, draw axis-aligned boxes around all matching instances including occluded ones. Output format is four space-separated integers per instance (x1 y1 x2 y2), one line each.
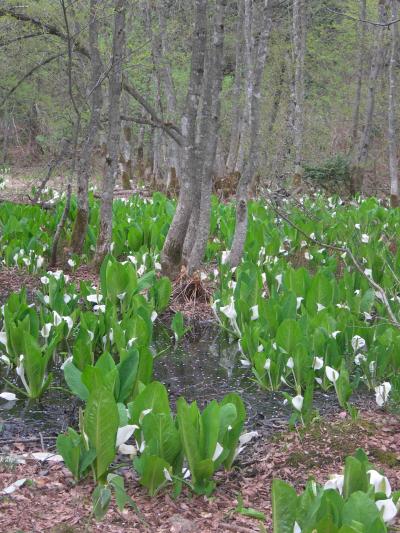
0 0 397 198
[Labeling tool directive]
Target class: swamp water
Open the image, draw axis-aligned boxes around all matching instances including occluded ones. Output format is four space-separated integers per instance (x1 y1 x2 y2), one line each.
0 324 354 443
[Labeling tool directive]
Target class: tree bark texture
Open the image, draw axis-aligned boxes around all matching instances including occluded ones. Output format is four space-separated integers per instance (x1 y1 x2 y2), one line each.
94 0 126 267
388 0 399 206
229 0 272 268
71 0 103 254
187 0 227 273
161 0 207 278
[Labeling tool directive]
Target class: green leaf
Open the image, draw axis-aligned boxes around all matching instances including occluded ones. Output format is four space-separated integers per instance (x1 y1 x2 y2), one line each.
342 492 382 529
135 455 169 496
63 362 89 401
343 457 368 499
272 479 298 533
92 485 111 521
84 387 119 481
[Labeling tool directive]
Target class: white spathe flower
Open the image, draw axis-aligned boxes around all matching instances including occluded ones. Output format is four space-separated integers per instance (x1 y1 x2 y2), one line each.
296 297 304 310
331 330 341 339
324 474 344 495
367 470 391 497
151 311 158 322
355 223 361 229
375 382 391 407
292 395 304 412
44 295 50 304
287 357 294 369
0 354 10 366
93 304 105 313
87 294 103 304
60 356 73 370
40 323 52 338
361 234 370 243
220 299 237 321
275 274 283 290
0 331 8 349
376 498 398 523
351 335 366 352
240 359 251 367
364 268 373 278
313 356 324 370
67 259 75 267
53 311 62 326
139 408 153 425
63 316 73 332
325 366 339 383
116 425 139 448
212 442 224 462
16 355 30 393
317 303 326 312
36 256 44 269
63 294 72 304
0 392 17 401
304 252 313 261
163 467 173 482
251 305 259 320
264 358 271 370
221 251 230 265
118 443 136 456
40 276 49 285
293 522 302 533
354 353 367 365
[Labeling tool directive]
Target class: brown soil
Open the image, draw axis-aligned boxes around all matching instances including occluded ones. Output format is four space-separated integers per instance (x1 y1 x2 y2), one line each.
0 410 399 533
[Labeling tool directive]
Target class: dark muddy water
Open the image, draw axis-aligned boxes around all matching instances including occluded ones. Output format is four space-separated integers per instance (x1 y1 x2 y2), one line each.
0 324 372 443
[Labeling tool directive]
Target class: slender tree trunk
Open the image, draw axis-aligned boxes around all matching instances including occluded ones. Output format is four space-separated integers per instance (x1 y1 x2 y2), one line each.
388 0 399 207
351 0 367 149
161 0 207 278
292 0 306 183
229 0 272 267
188 0 227 273
94 0 126 267
226 0 245 173
71 0 103 254
352 1 388 194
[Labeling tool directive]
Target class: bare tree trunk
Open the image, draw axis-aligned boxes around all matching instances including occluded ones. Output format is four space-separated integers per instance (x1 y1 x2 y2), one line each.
226 0 245 173
94 0 126 267
161 0 207 278
187 0 227 273
292 0 306 184
388 0 399 207
229 0 272 268
351 1 388 194
71 0 103 254
351 0 367 148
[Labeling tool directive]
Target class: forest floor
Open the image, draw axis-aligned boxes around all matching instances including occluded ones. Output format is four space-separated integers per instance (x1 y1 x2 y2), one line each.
0 410 399 532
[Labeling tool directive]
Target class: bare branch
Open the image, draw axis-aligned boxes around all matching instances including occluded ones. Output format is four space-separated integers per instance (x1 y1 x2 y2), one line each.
0 52 66 108
325 6 400 28
0 6 183 144
0 32 46 47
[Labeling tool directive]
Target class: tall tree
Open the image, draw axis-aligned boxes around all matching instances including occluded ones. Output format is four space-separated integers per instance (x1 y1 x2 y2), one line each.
161 0 208 278
229 0 272 268
351 0 367 148
388 0 399 207
70 0 103 254
351 1 388 194
187 0 227 273
292 0 306 185
94 0 126 266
